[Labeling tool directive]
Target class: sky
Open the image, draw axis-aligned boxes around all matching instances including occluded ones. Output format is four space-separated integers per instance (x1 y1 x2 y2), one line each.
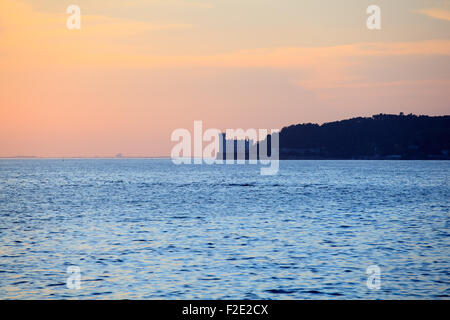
0 0 449 157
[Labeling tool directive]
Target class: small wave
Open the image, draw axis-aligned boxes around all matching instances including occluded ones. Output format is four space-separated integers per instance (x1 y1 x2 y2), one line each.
198 277 221 281
46 282 65 287
266 289 298 294
305 290 323 294
227 183 256 187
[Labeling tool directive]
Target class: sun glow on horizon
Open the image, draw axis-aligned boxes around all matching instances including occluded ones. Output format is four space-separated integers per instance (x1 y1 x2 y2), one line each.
1 0 449 157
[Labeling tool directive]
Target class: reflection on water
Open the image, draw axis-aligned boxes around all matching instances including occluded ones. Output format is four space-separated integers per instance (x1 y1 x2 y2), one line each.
0 159 449 299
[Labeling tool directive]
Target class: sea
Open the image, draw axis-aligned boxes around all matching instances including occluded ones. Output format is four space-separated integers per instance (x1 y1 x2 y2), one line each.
0 159 448 299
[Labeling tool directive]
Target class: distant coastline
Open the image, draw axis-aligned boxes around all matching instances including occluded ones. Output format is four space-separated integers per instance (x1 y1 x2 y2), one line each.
2 113 449 160
0 156 171 159
223 113 450 161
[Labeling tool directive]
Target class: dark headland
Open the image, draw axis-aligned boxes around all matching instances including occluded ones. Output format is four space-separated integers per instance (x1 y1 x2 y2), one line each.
276 113 450 160
223 113 450 160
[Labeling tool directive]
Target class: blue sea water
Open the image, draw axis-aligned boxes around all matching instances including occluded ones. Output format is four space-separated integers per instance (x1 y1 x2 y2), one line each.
0 159 448 299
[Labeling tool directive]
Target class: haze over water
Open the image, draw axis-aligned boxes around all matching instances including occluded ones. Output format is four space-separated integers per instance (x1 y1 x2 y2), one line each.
0 159 449 299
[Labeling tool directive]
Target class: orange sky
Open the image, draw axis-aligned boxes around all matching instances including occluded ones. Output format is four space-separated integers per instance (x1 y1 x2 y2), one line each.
1 0 449 157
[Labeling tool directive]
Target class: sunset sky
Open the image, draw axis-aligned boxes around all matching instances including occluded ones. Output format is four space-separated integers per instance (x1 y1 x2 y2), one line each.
1 0 449 157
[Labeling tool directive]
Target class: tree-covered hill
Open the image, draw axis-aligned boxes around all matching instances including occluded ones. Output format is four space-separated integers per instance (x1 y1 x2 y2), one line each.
277 114 450 159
